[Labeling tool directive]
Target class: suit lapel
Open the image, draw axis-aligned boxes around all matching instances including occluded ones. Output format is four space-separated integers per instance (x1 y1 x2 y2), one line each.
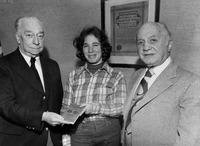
12 49 45 95
132 62 177 115
40 57 50 98
123 69 146 122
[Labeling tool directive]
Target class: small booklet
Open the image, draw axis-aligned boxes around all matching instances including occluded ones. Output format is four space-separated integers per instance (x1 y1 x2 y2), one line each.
61 103 86 124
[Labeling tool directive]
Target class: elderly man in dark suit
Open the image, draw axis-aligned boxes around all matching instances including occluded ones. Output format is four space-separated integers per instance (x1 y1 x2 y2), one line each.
0 16 66 146
122 22 200 146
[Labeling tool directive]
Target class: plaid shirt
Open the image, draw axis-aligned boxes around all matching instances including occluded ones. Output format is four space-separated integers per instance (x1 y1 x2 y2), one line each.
63 62 127 116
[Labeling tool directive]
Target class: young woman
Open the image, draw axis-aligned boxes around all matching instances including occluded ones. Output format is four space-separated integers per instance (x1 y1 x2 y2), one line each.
62 26 127 146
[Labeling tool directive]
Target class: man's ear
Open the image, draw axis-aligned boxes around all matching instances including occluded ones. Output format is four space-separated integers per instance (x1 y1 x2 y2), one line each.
15 33 21 44
167 40 173 52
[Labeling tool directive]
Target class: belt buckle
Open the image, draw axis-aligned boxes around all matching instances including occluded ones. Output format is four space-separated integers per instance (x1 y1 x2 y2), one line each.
83 115 104 123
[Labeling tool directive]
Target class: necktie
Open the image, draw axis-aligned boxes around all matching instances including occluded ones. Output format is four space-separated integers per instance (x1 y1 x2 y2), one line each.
126 68 153 129
137 69 153 96
30 57 41 83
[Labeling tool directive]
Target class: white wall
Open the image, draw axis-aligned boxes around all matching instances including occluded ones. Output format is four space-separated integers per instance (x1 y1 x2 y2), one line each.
0 0 101 85
160 0 200 76
1 0 200 86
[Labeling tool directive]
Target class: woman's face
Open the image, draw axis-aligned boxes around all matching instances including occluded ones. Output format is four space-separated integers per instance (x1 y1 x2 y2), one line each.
83 34 103 65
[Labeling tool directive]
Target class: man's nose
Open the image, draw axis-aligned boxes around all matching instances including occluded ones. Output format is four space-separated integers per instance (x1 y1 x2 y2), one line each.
143 43 151 51
33 36 39 45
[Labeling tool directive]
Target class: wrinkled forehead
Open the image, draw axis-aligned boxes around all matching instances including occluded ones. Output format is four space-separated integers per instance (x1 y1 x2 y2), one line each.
137 23 161 39
18 17 44 33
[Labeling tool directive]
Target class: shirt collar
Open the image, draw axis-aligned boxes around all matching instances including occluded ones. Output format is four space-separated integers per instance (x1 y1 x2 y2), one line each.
19 49 40 67
77 62 112 76
149 57 172 77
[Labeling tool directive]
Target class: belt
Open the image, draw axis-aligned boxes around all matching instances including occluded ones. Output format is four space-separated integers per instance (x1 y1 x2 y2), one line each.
82 115 106 123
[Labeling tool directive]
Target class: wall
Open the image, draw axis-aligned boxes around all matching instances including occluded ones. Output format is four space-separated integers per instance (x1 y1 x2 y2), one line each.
113 0 200 85
160 0 200 76
0 0 101 85
1 0 200 86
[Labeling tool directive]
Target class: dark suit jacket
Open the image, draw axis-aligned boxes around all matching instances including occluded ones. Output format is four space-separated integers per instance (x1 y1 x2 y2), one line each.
0 49 63 146
122 61 200 146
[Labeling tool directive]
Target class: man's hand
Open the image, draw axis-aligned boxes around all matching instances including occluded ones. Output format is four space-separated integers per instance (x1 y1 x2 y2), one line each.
42 112 66 126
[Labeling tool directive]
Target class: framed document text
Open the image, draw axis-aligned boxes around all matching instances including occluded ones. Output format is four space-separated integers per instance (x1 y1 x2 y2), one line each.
101 0 160 65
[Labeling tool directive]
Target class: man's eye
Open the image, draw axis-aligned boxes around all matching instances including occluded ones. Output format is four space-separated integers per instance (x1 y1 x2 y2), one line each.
26 34 33 38
37 34 44 39
150 39 157 43
137 41 143 46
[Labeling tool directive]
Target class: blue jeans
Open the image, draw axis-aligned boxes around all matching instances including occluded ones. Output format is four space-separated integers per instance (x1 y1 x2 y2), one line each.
71 118 121 146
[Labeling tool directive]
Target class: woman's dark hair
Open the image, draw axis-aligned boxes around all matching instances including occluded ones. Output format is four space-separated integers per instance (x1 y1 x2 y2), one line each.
73 26 112 62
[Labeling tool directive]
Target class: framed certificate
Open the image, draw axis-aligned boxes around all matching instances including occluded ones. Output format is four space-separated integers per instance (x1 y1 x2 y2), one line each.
101 0 160 65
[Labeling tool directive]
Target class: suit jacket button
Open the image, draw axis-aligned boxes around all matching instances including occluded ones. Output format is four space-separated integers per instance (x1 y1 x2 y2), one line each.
43 96 46 100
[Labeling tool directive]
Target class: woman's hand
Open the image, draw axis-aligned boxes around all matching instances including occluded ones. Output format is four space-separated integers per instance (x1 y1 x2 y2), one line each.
80 103 93 114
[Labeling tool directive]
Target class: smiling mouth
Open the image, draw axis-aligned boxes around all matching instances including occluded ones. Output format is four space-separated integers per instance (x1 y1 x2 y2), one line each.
88 54 96 58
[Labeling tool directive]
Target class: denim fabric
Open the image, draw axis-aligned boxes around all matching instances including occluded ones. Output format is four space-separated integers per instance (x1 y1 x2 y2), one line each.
71 118 121 146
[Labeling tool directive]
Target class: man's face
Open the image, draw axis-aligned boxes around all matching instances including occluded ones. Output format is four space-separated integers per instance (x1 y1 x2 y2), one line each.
83 34 103 65
16 18 44 57
136 23 171 67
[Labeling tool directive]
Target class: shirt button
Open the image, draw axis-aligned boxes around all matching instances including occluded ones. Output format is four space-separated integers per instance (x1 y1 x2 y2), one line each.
43 96 46 100
46 127 48 131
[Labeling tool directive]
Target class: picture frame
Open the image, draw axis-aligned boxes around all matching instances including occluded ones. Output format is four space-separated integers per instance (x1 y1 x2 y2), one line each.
101 0 160 65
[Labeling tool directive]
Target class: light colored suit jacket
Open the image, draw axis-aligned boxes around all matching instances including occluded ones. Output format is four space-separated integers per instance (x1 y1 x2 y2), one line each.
122 61 200 146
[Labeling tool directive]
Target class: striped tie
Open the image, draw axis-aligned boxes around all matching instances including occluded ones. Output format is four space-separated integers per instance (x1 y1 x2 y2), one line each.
137 68 153 96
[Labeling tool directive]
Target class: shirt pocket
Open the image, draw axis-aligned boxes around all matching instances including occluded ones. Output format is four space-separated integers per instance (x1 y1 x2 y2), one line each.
93 84 114 103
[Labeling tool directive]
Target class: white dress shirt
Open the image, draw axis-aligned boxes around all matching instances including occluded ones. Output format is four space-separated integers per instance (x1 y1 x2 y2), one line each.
148 57 172 89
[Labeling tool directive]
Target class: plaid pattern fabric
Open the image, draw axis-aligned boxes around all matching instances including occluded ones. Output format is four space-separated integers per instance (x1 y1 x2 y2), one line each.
63 62 127 116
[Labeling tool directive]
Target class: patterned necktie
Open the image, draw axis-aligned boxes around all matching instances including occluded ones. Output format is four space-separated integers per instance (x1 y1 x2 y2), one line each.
30 57 41 83
137 69 153 96
126 68 153 129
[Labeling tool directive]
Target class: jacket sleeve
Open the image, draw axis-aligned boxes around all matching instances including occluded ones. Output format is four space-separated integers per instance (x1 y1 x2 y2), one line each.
175 78 200 146
0 64 44 132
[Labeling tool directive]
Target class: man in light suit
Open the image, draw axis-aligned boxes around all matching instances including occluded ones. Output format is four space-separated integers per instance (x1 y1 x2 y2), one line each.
122 22 200 146
0 16 66 146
